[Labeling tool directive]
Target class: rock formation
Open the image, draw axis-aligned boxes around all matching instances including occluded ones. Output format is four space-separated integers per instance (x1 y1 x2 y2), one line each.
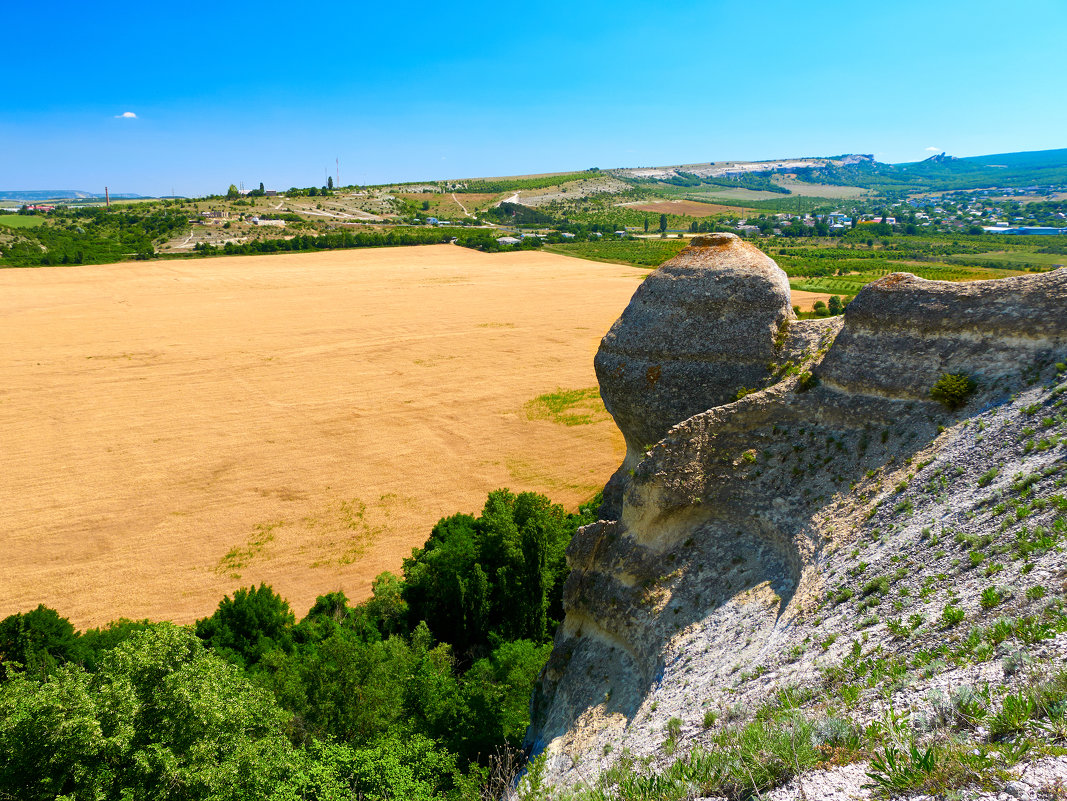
594 233 794 517
525 235 1067 790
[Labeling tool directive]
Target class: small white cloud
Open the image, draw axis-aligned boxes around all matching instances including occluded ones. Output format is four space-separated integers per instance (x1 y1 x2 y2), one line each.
115 111 137 119
925 146 940 152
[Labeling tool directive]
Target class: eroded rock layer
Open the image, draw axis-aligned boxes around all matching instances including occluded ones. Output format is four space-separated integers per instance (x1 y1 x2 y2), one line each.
526 251 1067 785
594 233 792 494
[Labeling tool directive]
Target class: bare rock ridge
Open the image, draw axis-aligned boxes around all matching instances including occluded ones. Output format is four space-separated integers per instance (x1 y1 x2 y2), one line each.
525 235 1067 786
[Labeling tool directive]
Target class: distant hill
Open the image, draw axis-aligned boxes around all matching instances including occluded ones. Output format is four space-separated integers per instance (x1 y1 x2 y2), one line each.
0 190 147 202
791 147 1067 193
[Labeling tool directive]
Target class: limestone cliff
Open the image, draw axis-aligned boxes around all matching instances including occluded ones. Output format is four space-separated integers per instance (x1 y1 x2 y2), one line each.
524 233 1067 794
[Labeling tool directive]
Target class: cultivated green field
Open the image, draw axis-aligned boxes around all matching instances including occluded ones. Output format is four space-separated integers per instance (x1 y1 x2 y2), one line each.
945 250 1067 269
0 215 45 228
788 263 1020 296
544 239 689 267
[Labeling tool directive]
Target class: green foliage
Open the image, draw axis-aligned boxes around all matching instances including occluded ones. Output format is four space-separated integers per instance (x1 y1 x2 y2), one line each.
594 711 836 801
930 373 977 410
796 371 819 392
483 202 556 225
195 226 463 258
452 172 591 194
0 605 80 679
941 605 967 628
543 238 688 267
525 387 609 426
195 583 295 669
0 205 188 266
403 489 592 655
0 488 596 798
0 625 347 801
865 743 938 793
980 586 1004 610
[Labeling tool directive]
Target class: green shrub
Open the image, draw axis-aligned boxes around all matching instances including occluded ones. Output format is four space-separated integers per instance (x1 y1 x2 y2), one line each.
861 576 890 597
942 605 966 628
796 371 819 392
979 586 1003 610
930 373 977 410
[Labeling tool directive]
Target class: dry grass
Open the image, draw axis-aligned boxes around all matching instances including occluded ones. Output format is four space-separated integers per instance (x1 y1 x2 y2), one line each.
0 245 643 627
772 178 869 198
397 192 499 217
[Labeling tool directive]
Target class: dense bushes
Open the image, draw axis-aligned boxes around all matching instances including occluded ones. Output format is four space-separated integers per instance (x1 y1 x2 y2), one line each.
403 490 578 655
0 488 598 800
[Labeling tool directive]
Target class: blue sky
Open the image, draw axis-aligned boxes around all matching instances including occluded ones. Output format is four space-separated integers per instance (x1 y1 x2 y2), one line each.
2 0 1065 196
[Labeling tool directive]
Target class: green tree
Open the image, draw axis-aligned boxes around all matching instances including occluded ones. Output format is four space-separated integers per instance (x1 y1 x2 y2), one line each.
402 490 585 656
195 584 295 669
659 213 668 233
328 176 334 191
0 625 346 801
226 184 239 200
0 605 80 680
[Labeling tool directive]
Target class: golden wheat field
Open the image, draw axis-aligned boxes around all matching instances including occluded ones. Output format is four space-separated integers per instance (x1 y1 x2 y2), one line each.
0 245 651 628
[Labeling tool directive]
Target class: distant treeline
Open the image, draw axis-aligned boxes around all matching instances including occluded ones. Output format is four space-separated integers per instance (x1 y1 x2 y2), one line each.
451 171 593 194
0 489 600 801
192 227 470 256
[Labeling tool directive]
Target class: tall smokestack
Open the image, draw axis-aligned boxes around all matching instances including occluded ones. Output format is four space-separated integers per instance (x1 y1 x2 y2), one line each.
105 187 110 208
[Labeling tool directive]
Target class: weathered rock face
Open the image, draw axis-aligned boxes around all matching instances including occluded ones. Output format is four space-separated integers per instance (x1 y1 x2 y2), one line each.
594 232 793 516
526 260 1067 788
819 270 1067 399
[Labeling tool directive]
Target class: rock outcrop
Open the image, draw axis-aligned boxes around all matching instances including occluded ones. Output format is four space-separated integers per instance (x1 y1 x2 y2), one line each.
525 235 1067 790
595 232 796 517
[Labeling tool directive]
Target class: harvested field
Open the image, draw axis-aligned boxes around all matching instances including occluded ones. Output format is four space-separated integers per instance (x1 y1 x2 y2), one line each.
627 200 737 217
790 289 839 312
0 246 646 627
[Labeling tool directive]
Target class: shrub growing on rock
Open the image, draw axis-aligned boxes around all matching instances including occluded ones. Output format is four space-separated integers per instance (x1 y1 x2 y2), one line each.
930 373 977 410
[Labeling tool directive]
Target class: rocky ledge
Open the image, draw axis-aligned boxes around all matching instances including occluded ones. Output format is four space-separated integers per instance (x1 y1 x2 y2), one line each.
524 234 1067 798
